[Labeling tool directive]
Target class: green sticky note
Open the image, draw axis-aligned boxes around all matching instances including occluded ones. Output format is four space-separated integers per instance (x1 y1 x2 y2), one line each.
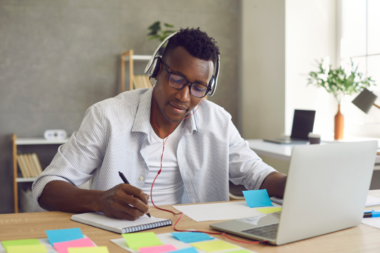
256 207 282 214
7 244 47 253
2 239 41 251
122 232 163 250
191 240 239 252
68 246 109 253
228 250 252 253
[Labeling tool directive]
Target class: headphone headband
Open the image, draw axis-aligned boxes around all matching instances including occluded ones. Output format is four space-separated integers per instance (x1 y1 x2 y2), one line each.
144 32 220 97
144 32 177 74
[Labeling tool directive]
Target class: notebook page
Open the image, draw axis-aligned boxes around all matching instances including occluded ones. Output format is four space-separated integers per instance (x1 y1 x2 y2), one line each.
71 213 170 233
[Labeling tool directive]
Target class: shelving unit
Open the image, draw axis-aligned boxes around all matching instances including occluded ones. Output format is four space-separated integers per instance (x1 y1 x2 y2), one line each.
120 50 152 92
12 134 68 213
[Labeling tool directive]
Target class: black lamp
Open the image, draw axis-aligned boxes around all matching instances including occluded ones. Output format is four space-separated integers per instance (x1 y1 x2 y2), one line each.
352 88 379 114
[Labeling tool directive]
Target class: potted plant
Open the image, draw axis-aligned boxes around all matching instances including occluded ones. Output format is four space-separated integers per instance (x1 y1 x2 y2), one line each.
147 21 176 55
307 59 375 140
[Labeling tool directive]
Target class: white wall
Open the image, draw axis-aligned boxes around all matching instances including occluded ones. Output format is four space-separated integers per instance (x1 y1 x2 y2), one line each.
241 0 337 139
240 0 286 139
285 0 337 137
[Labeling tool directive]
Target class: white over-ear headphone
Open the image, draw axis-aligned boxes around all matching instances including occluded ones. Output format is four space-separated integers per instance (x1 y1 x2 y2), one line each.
144 32 220 96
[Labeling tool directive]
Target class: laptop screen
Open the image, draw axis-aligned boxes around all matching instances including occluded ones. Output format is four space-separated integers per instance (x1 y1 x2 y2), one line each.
290 110 316 140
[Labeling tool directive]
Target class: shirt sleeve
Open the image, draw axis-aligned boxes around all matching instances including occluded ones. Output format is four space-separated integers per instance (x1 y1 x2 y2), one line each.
228 120 277 190
32 104 106 202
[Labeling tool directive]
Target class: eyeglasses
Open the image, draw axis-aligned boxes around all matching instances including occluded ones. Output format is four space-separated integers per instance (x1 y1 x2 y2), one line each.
161 62 210 98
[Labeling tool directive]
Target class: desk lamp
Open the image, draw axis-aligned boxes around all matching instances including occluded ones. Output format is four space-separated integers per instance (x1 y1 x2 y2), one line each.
352 88 380 155
352 88 378 113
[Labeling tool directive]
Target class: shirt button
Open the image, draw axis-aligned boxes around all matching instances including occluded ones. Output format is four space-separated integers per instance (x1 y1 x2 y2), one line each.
139 176 144 181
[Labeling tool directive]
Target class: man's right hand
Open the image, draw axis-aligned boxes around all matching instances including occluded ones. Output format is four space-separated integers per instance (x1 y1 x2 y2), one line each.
94 184 150 221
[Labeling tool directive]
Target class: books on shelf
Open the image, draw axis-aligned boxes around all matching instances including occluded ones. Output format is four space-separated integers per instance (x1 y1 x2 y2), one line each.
16 155 29 178
16 153 43 178
133 75 151 89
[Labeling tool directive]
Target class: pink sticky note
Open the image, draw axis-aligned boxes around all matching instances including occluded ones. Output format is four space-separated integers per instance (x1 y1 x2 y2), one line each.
139 244 177 253
54 238 95 253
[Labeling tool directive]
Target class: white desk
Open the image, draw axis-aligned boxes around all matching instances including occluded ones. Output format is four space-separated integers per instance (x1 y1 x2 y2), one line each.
247 139 380 169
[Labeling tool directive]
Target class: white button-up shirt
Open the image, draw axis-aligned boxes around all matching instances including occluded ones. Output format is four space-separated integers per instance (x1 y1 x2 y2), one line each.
32 88 276 204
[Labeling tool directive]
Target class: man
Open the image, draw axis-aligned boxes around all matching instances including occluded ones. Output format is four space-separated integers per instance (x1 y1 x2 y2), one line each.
32 28 286 221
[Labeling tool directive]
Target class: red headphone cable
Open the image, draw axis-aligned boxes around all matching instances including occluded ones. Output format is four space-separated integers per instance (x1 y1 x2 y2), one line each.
149 85 263 245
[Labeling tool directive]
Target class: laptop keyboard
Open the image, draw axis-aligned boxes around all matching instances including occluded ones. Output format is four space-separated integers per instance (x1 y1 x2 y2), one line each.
241 223 279 240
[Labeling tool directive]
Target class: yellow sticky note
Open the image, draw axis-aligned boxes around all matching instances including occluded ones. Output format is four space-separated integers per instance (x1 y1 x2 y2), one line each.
68 246 109 253
7 244 47 253
256 207 282 214
122 232 163 250
2 239 41 251
228 250 252 253
191 240 239 252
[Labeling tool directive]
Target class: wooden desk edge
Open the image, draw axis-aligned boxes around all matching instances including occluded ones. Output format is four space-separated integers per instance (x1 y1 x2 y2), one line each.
1 190 380 253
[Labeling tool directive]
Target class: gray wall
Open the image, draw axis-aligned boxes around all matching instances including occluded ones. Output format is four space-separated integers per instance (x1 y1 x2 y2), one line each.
0 0 241 213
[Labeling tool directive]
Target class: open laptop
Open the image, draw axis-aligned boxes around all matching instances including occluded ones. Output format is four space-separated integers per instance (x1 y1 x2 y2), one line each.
210 141 377 245
264 109 316 144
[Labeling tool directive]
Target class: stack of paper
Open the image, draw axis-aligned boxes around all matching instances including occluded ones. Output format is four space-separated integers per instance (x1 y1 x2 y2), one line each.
366 196 380 207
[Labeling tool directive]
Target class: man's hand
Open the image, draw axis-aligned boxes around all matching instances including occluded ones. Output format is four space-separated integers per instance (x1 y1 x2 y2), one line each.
94 184 150 221
38 181 149 221
260 172 287 198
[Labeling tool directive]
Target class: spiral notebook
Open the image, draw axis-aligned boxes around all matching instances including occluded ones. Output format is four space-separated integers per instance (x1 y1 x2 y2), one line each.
71 212 172 234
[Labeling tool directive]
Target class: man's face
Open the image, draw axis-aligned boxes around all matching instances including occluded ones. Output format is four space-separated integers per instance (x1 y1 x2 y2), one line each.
153 46 214 123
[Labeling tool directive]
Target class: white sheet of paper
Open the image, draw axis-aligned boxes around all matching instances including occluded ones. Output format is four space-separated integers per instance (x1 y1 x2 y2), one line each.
172 201 274 222
366 196 380 207
362 217 380 229
111 233 258 253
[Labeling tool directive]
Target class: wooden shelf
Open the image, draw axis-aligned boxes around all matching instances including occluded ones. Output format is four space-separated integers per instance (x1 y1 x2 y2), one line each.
121 50 153 92
16 177 37 183
12 134 68 213
16 138 68 145
123 55 151 61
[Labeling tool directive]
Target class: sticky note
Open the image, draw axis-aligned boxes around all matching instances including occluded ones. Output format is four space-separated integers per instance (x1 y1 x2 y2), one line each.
46 228 84 246
139 244 177 253
191 240 239 252
227 250 251 253
7 244 47 253
243 189 273 208
68 246 109 253
171 232 214 243
170 247 199 253
2 239 41 251
54 237 94 253
256 207 282 214
122 232 163 250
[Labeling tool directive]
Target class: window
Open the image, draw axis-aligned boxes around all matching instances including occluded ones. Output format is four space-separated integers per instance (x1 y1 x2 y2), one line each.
339 0 380 134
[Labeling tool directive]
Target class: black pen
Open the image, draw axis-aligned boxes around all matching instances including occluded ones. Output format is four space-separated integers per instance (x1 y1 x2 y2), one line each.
118 171 151 218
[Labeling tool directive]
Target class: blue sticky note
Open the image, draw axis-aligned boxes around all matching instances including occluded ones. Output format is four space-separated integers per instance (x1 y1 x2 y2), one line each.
171 232 214 243
170 247 199 253
243 189 274 208
45 228 84 246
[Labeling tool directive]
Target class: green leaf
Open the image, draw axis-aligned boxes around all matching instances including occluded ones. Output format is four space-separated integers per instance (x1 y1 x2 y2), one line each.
147 30 158 36
148 21 161 32
148 35 161 41
164 23 174 28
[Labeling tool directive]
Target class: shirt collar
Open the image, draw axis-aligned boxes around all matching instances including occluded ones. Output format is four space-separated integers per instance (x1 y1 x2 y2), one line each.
131 88 198 135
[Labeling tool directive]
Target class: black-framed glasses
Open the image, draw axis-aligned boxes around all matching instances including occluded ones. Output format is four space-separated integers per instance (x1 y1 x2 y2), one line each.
161 62 210 98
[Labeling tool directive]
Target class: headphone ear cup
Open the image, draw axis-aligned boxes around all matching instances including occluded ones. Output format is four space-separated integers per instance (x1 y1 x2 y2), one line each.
208 77 215 95
151 57 161 78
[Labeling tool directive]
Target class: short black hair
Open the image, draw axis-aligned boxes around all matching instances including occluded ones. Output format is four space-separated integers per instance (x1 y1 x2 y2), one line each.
162 28 220 65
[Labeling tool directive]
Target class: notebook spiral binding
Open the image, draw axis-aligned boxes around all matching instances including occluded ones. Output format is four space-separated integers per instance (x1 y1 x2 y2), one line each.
123 220 172 233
